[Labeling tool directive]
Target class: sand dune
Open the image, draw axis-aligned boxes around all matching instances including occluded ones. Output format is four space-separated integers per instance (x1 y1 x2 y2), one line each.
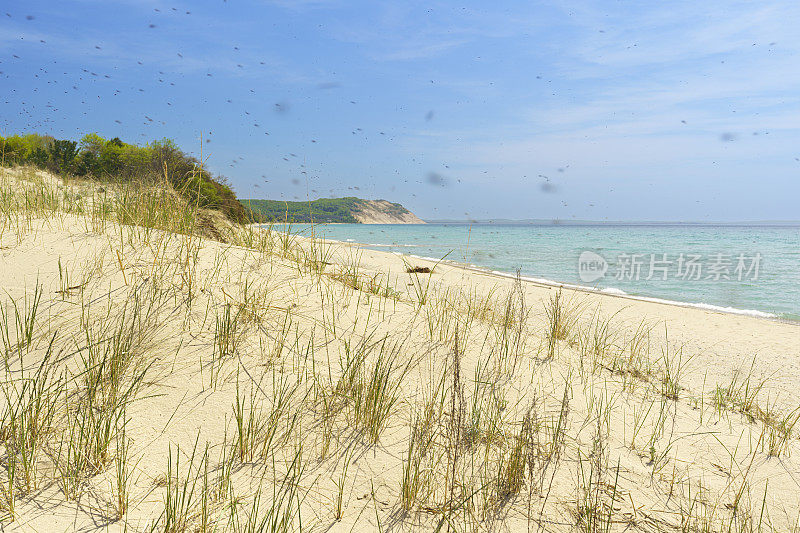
1 167 798 531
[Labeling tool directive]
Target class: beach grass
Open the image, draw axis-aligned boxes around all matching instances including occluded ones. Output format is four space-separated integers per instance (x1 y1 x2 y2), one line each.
0 164 798 531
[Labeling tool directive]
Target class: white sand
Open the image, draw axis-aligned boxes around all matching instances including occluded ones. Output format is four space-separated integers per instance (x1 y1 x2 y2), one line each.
1 168 799 531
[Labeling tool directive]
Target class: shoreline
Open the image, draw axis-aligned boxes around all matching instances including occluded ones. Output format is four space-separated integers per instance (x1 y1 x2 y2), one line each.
310 233 799 325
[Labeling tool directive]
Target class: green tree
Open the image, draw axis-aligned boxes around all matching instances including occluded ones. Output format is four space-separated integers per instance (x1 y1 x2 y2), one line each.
49 140 79 174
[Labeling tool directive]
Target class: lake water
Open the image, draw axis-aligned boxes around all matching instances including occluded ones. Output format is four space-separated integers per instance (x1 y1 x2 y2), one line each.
273 223 800 320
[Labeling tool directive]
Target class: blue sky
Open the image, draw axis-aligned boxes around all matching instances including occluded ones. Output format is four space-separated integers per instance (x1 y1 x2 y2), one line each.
3 0 800 221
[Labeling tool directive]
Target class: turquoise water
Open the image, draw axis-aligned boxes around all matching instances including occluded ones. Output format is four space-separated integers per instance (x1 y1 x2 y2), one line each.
278 223 800 320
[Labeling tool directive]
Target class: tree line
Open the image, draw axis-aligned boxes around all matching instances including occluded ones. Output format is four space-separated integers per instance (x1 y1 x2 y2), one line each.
1 132 247 222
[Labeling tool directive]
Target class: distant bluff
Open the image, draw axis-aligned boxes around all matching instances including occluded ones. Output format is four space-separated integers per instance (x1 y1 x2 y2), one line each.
243 197 424 224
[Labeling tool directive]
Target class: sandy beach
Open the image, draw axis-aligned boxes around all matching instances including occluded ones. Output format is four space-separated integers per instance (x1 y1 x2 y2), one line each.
2 168 800 531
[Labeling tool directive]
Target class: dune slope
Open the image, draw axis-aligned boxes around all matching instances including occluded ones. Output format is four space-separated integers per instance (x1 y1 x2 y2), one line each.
1 166 799 531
